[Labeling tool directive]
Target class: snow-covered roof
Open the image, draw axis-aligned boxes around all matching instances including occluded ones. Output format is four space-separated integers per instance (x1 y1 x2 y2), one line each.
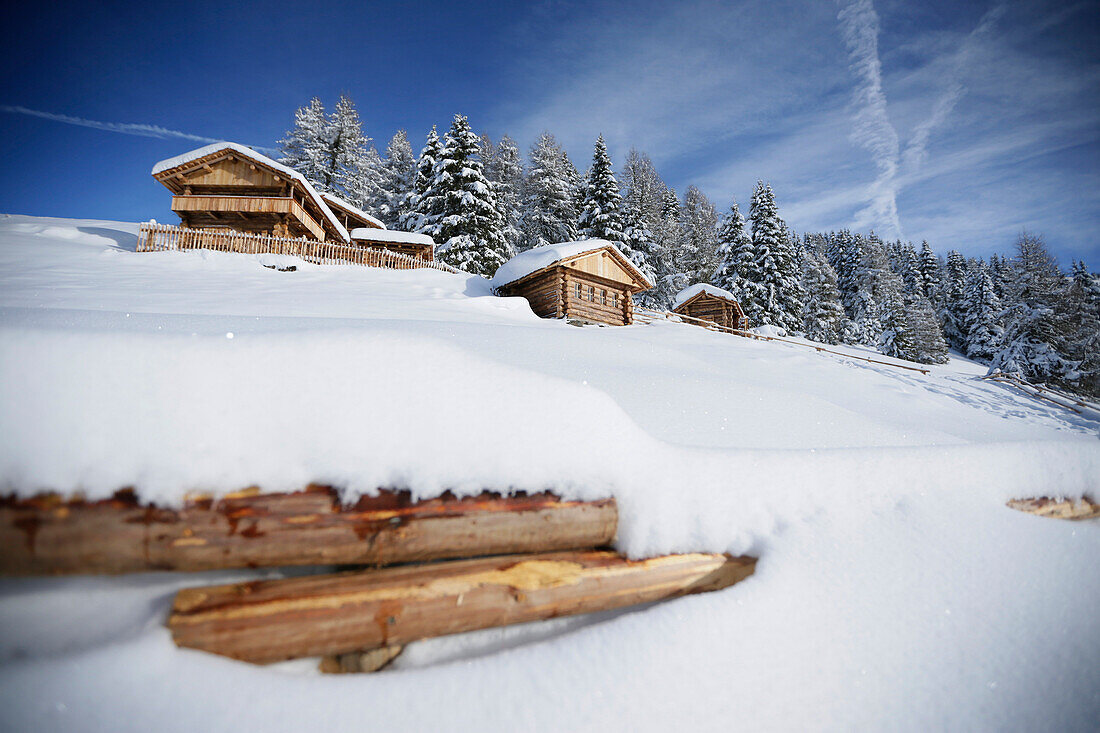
350 228 434 246
151 142 350 242
672 283 740 310
320 192 385 230
491 239 653 289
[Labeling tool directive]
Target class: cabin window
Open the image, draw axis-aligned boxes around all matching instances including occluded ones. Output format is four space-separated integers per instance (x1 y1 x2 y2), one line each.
574 282 582 299
611 292 619 308
587 285 595 301
600 289 607 305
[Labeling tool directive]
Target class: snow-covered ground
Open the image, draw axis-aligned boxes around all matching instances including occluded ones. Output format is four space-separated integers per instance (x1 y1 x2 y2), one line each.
1 214 1097 731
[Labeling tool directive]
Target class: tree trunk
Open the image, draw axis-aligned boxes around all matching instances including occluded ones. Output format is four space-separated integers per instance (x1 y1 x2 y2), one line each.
0 487 616 575
168 550 756 665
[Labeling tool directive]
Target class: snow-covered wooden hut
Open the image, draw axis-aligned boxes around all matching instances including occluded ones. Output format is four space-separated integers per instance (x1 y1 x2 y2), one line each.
492 240 652 326
350 228 436 262
672 284 747 330
151 143 349 242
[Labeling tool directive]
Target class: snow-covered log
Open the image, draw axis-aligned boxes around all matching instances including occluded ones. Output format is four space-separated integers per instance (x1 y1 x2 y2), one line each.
0 487 617 576
167 551 757 664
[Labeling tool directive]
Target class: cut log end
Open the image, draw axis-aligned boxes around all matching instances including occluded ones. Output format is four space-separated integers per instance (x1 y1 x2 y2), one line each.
319 646 403 674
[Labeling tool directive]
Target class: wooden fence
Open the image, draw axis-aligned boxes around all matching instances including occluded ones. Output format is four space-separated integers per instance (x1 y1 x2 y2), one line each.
634 306 933 375
136 222 460 274
980 372 1100 417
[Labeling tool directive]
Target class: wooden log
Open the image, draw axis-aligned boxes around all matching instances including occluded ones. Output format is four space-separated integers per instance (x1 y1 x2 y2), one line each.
168 550 756 664
0 487 617 576
1007 496 1099 520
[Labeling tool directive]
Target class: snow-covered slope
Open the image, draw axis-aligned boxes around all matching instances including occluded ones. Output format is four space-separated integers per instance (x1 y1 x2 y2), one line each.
1 215 1097 732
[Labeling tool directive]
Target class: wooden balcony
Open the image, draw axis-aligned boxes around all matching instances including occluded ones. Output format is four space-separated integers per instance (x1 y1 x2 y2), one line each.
171 195 326 241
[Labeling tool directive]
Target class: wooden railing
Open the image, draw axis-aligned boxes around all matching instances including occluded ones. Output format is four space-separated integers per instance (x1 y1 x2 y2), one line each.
634 306 932 375
980 372 1100 417
136 222 460 274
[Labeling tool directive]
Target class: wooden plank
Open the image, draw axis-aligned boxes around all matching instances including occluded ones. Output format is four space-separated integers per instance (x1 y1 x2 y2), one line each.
168 551 756 664
1007 496 1099 520
0 488 617 576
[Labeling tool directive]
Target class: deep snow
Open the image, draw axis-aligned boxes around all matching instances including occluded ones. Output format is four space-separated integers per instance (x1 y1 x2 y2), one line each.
0 214 1097 732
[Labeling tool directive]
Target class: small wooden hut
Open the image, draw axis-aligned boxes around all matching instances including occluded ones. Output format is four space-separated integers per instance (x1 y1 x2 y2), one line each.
672 284 747 330
492 240 652 326
320 192 385 233
351 228 436 262
151 143 349 242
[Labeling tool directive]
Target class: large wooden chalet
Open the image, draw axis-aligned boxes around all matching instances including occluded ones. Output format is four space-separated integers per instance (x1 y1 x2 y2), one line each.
671 284 747 330
151 143 437 262
151 143 353 242
493 240 652 326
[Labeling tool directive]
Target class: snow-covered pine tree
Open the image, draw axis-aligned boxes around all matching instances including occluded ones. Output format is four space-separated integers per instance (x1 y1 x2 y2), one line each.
433 114 509 276
893 241 924 295
376 130 416 228
904 292 950 363
520 132 577 249
1064 260 1100 396
961 261 1003 361
800 249 847 344
652 187 688 307
619 149 662 291
918 241 942 303
712 198 759 312
747 181 804 331
680 185 720 285
326 95 382 208
279 97 332 191
484 135 523 258
938 250 969 350
577 135 627 247
990 230 1077 387
399 126 444 235
560 151 584 222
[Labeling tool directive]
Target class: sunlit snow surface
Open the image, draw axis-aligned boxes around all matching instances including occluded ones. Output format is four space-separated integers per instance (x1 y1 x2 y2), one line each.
0 214 1097 732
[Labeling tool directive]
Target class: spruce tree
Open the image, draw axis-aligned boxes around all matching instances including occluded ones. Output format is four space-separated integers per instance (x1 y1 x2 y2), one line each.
747 181 804 331
399 126 443 235
433 115 509 276
680 185 720 285
990 231 1077 387
279 97 332 191
918 241 942 303
652 187 688 307
961 261 1003 362
938 250 969 350
520 133 577 249
486 135 524 257
577 135 627 246
619 149 662 290
712 198 759 312
376 130 416 228
800 249 847 344
327 95 382 209
1065 261 1100 396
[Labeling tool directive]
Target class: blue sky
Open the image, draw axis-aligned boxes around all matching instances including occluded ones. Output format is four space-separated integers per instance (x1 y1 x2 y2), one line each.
1 0 1097 264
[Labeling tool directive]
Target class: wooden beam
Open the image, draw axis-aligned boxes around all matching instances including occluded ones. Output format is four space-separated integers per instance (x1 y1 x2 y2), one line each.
168 551 756 664
0 488 617 576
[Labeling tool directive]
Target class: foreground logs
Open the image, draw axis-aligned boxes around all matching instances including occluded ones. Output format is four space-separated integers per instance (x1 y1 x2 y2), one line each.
0 487 617 576
168 551 756 665
1007 496 1099 520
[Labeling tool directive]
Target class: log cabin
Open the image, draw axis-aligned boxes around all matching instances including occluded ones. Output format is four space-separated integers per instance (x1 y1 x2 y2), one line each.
492 240 652 326
671 284 748 330
152 143 350 242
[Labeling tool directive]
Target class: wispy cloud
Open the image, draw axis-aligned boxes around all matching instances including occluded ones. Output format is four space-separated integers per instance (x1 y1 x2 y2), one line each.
0 105 277 155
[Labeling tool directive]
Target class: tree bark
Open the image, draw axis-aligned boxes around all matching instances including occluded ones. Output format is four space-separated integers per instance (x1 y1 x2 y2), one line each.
0 487 616 575
168 550 756 665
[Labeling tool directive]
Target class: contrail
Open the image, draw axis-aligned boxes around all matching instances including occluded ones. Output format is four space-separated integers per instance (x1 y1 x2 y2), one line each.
837 0 904 239
1 105 277 155
901 4 1006 173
